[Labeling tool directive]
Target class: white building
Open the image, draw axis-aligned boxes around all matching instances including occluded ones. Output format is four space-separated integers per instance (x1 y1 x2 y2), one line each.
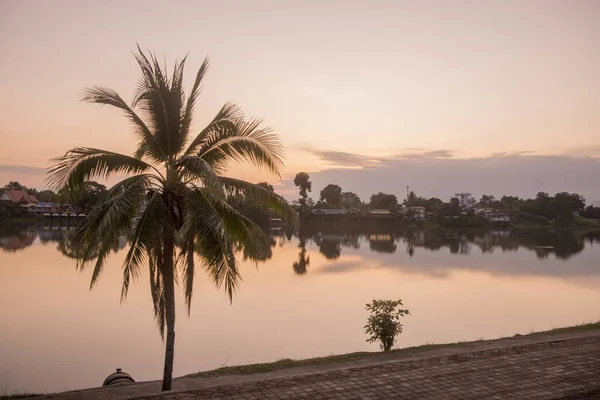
455 193 476 209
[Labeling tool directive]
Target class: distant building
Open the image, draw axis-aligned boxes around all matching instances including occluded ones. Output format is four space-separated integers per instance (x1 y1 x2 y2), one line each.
407 206 426 219
487 212 510 222
472 204 511 222
0 190 38 208
472 203 495 215
455 193 476 209
312 209 347 215
31 202 59 213
369 209 391 215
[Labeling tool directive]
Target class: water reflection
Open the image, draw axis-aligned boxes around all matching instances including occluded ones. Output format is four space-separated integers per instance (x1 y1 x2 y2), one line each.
286 228 600 263
1 222 600 393
0 222 127 257
2 223 599 266
292 237 310 275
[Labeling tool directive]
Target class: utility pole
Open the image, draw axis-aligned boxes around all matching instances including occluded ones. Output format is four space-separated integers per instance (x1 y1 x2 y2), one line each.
406 186 409 201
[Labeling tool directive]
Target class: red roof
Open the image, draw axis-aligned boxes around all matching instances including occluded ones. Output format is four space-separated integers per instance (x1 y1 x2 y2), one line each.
1 190 38 204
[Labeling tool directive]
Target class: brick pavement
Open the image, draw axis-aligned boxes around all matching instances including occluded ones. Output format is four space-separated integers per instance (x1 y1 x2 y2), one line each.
140 336 600 400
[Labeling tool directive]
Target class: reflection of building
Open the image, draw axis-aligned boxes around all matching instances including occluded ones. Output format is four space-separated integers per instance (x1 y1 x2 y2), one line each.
369 233 392 241
0 190 38 208
0 231 37 251
455 193 476 208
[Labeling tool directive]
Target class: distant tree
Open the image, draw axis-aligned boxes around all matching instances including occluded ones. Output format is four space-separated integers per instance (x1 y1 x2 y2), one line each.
439 197 462 217
479 194 496 206
293 172 312 212
2 181 26 191
403 190 427 207
37 190 58 202
320 184 342 206
341 191 362 209
424 197 443 212
79 181 108 211
256 182 274 192
370 192 398 210
581 205 600 219
306 197 315 209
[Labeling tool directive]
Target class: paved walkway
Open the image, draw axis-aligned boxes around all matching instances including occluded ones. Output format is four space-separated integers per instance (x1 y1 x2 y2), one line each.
143 336 600 400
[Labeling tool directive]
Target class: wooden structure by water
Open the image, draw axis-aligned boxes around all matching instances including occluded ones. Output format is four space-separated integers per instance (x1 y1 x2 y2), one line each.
43 213 86 224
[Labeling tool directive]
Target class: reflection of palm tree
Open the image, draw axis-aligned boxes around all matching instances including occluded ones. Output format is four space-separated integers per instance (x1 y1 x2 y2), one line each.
46 48 292 391
293 237 310 275
405 232 415 257
57 230 100 261
243 235 275 262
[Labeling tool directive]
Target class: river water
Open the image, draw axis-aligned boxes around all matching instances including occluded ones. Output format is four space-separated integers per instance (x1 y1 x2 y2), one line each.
1 223 599 393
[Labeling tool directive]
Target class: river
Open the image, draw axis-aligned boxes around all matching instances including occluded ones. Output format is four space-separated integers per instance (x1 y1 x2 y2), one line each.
1 222 599 393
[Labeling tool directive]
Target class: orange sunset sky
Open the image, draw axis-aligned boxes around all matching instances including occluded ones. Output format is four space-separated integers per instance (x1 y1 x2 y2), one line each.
1 0 599 201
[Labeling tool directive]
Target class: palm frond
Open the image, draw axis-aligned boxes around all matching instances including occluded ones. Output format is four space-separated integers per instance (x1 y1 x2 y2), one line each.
180 57 210 144
177 226 196 315
121 191 170 301
220 177 297 226
197 118 284 176
132 48 187 158
70 175 150 288
148 247 167 338
46 147 159 193
184 102 242 158
81 87 163 161
183 187 269 301
176 155 222 193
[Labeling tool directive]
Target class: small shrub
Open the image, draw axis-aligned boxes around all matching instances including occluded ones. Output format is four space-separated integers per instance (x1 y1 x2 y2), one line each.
364 299 410 351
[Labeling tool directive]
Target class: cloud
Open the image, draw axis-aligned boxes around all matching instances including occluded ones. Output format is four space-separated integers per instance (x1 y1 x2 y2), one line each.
564 145 600 158
303 149 383 168
303 148 455 168
0 165 45 174
281 150 600 205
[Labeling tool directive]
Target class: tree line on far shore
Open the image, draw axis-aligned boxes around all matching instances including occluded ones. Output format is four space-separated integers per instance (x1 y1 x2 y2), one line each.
0 180 108 219
292 172 600 224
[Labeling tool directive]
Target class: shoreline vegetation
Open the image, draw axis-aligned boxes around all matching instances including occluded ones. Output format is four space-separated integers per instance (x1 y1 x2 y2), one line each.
3 321 598 399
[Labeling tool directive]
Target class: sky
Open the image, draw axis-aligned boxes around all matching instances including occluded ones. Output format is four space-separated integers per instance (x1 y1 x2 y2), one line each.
1 0 599 203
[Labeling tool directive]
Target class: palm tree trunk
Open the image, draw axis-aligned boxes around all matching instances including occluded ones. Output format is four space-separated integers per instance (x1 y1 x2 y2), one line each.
161 232 176 391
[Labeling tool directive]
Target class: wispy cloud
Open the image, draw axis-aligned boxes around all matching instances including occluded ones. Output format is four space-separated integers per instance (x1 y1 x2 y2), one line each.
0 165 45 174
303 148 455 168
302 149 383 168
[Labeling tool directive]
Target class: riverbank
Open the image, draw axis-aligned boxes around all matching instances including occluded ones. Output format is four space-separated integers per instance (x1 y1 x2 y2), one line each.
7 321 599 400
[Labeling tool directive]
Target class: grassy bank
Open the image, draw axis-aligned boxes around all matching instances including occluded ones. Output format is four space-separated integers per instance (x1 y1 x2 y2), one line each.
185 321 600 379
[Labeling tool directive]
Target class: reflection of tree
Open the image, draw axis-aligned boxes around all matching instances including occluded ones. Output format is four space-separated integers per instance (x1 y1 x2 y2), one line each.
319 240 341 260
342 234 360 249
292 236 310 275
0 230 37 252
57 230 100 261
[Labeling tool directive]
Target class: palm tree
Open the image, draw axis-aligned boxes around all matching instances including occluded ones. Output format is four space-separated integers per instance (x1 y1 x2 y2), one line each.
46 47 294 391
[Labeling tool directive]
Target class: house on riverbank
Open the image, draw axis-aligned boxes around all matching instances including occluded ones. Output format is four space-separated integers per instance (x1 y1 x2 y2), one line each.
0 190 38 208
